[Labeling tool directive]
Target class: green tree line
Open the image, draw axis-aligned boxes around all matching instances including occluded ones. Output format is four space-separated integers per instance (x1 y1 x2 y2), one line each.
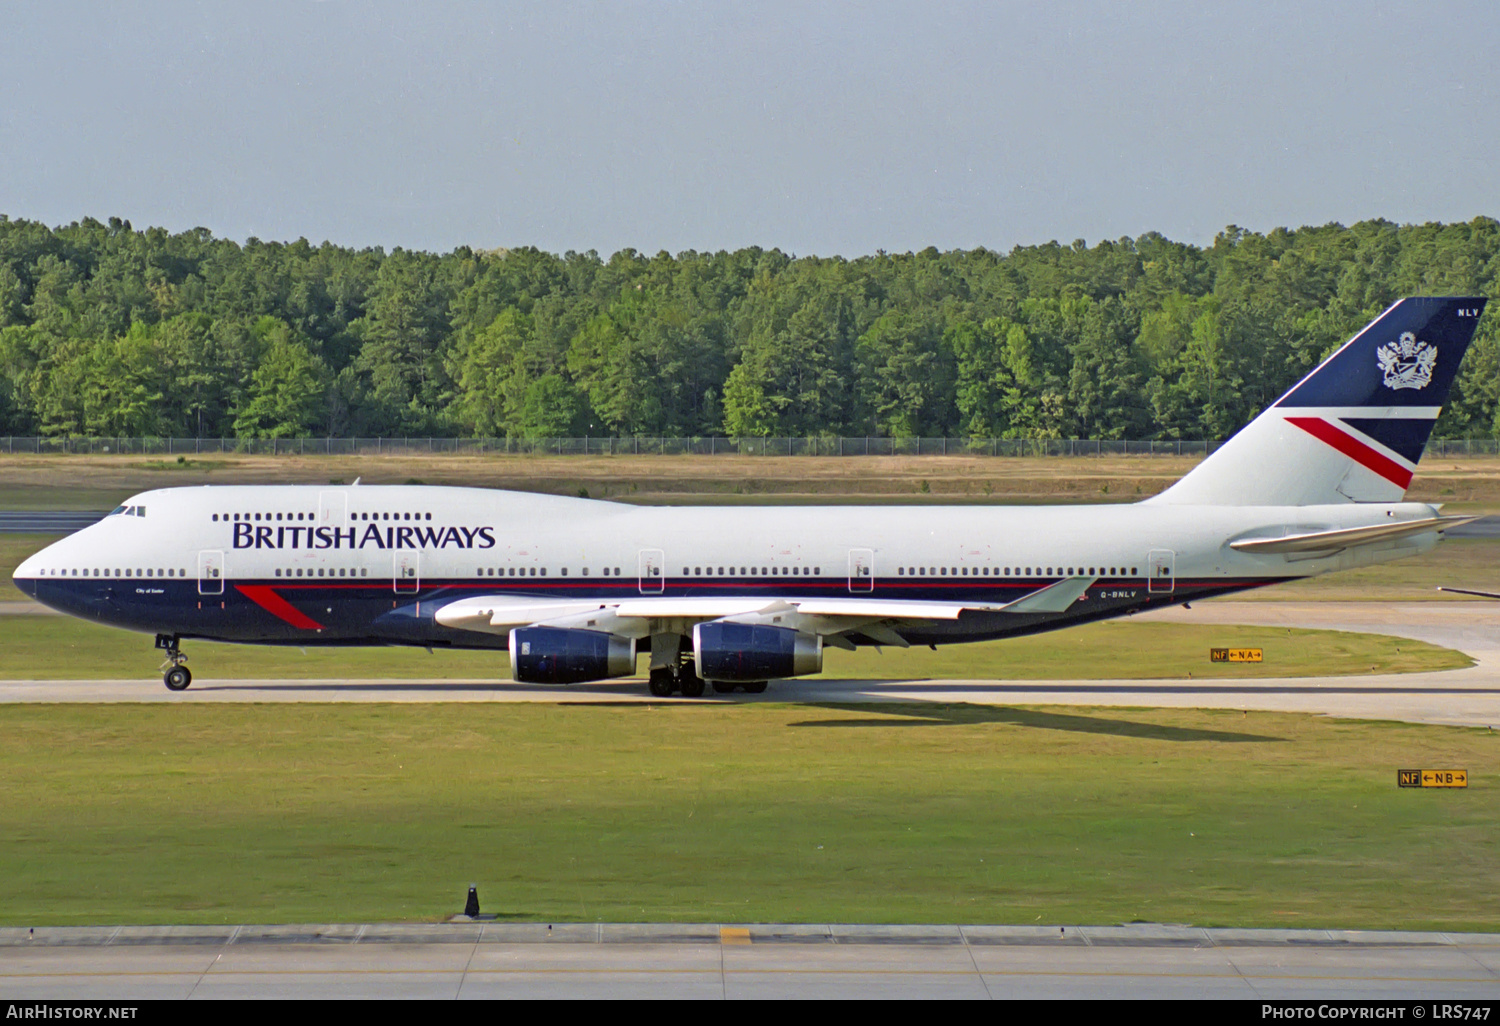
1 215 1498 440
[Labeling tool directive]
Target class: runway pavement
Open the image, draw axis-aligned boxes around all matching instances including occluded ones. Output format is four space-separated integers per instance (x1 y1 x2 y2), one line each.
3 923 1498 999
3 602 1499 728
0 511 108 533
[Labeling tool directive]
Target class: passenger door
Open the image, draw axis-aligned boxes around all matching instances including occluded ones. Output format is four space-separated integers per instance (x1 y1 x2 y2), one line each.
394 551 420 594
197 550 224 596
1148 549 1175 594
638 549 665 595
848 548 875 593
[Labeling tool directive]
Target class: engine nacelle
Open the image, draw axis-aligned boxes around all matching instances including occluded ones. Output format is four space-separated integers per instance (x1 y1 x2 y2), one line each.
692 621 823 682
509 627 636 684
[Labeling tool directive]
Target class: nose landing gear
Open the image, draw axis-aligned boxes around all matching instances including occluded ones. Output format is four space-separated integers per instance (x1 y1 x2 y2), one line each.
156 634 192 691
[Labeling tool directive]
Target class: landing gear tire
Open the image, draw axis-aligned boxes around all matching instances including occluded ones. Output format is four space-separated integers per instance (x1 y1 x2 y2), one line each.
647 667 676 697
742 681 768 694
157 635 190 691
678 671 706 698
711 681 737 694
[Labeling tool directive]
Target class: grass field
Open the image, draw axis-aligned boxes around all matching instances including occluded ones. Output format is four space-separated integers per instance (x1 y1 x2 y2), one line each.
6 451 1500 509
1 703 1496 929
0 613 1468 682
2 458 1494 934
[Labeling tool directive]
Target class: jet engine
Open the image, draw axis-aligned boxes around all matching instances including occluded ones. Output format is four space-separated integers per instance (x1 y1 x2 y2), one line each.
692 621 823 682
509 627 636 684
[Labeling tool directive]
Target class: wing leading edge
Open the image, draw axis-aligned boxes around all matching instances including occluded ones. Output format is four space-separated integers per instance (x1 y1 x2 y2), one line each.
432 575 1099 645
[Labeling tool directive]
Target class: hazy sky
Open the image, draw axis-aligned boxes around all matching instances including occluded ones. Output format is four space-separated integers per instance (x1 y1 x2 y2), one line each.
2 1 1495 256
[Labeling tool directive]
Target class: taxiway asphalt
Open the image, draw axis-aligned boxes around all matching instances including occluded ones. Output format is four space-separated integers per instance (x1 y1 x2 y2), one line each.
3 601 1499 728
3 924 1498 1000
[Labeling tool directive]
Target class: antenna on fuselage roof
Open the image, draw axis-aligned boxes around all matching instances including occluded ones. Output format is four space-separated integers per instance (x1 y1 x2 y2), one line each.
352 477 362 486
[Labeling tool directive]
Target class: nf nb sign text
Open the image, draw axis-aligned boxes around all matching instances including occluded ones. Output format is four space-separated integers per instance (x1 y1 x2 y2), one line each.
1398 769 1467 788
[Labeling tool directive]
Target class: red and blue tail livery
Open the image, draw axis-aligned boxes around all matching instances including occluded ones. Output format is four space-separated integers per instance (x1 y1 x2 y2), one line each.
1275 297 1488 490
1277 298 1484 409
1154 298 1487 506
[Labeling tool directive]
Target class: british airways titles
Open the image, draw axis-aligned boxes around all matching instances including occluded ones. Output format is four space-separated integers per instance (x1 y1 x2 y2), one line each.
232 523 497 551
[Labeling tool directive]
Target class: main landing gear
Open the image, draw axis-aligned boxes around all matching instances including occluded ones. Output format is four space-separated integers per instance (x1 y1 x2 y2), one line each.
647 655 767 698
648 662 706 698
156 634 192 691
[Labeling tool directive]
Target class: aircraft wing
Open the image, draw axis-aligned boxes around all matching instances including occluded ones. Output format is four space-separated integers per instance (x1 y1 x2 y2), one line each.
1436 586 1500 600
432 594 995 635
433 576 1098 645
429 573 1098 645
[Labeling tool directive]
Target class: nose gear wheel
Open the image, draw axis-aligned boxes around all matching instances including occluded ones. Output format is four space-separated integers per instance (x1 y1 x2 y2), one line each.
156 634 191 691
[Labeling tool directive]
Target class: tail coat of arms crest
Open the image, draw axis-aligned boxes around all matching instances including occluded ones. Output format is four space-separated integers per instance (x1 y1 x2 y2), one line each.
1377 332 1437 390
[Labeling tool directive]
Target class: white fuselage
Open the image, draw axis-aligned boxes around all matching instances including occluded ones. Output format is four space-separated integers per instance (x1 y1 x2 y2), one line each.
14 484 1442 650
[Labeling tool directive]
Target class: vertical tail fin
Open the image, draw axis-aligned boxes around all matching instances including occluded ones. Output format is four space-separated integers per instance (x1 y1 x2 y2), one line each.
1148 297 1488 506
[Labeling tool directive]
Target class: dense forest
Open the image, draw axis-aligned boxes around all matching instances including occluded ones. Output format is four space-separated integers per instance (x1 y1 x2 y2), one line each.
0 215 1497 440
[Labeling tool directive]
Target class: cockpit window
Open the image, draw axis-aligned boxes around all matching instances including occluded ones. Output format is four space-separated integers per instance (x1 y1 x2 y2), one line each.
108 506 128 517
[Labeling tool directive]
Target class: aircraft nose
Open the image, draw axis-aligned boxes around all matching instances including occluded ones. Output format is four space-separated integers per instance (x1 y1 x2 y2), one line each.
12 550 42 598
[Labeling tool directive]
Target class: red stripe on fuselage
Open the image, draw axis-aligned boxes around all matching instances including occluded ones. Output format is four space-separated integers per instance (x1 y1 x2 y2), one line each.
1285 416 1413 489
235 584 325 630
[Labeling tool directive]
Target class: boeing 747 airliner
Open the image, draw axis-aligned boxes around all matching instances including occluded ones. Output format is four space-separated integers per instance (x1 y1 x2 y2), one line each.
12 298 1489 695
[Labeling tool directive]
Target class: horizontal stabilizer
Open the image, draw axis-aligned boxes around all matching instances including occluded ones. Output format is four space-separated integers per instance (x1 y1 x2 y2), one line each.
1436 586 1500 600
1229 515 1477 554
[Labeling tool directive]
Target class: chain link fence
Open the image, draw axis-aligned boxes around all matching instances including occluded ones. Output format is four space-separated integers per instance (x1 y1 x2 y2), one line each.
3 436 1499 458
